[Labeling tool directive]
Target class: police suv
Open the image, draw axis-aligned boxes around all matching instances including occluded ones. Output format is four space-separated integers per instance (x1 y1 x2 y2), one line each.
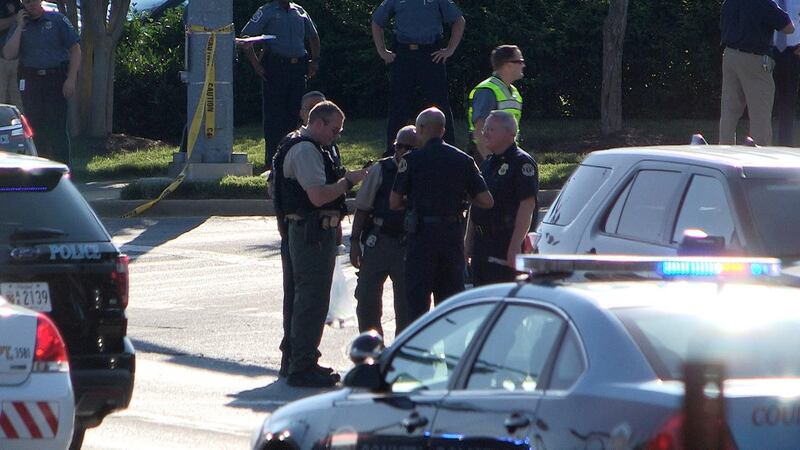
533 143 800 263
0 152 134 448
253 255 800 450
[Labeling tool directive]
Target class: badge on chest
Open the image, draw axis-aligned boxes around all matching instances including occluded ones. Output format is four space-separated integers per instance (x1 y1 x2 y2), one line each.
498 163 509 176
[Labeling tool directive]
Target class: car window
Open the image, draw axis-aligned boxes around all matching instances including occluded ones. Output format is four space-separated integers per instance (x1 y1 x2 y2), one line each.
548 328 585 390
0 174 109 243
615 306 800 380
386 303 493 393
544 165 611 226
605 170 682 242
744 180 800 258
466 305 563 392
672 175 736 245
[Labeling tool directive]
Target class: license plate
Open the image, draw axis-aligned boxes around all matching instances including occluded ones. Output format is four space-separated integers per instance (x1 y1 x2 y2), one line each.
0 282 51 312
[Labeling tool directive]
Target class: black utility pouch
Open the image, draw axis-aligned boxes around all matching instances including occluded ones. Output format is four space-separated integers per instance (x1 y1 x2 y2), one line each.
304 211 322 244
404 210 419 234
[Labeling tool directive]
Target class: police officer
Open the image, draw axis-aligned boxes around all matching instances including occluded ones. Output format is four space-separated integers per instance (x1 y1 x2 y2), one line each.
0 0 22 109
371 0 465 155
467 45 524 165
241 1 321 171
3 0 80 166
719 0 792 145
390 107 492 324
465 111 538 286
272 90 341 378
351 125 416 337
273 101 366 387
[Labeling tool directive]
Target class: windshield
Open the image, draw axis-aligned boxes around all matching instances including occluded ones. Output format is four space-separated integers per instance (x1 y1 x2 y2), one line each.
615 305 800 380
744 179 800 258
0 175 109 243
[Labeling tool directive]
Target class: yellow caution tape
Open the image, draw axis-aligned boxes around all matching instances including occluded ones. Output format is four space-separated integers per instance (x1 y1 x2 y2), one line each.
123 23 234 218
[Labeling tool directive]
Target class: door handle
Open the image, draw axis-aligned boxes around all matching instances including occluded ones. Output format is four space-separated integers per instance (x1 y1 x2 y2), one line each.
401 412 429 433
504 414 531 433
587 247 597 255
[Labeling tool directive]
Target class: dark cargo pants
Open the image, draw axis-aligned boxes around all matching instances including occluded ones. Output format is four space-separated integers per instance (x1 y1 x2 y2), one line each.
354 234 408 337
287 220 336 374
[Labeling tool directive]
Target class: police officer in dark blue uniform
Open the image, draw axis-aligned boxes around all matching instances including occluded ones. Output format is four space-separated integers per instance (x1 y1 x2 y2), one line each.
242 1 321 171
372 0 465 155
391 107 492 324
3 0 79 166
465 111 538 286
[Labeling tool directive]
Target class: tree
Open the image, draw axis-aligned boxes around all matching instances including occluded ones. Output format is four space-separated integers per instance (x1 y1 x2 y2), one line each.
601 0 629 135
57 0 131 138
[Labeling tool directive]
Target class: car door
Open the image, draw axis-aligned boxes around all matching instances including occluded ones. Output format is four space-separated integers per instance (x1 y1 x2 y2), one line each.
326 302 496 450
669 168 744 253
428 302 567 449
582 163 687 255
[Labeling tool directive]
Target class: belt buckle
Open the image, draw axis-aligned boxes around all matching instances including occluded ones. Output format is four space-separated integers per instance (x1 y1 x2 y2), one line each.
290 57 299 64
36 69 46 76
409 44 419 51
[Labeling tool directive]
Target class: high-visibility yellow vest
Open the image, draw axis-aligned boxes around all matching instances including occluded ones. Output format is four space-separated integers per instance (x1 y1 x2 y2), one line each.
467 75 523 135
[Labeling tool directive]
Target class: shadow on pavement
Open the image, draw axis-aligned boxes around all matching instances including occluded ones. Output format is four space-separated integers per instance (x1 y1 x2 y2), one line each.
132 338 273 377
101 217 207 259
227 379 339 413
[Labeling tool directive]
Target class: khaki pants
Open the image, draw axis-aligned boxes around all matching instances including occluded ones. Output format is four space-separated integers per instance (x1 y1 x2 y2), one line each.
0 57 22 111
719 47 775 146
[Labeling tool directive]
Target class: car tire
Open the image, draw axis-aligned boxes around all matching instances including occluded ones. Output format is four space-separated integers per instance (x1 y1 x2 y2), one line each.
69 424 86 450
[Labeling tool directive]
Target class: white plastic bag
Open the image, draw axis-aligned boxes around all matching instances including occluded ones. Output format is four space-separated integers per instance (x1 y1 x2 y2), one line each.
327 247 355 326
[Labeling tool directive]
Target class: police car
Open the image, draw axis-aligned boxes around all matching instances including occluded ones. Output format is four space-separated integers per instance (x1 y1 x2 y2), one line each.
532 143 800 264
0 296 74 450
252 255 800 450
0 152 134 448
0 105 36 157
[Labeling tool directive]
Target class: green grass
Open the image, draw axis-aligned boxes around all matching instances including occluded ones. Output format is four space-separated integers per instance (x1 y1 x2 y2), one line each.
76 118 731 198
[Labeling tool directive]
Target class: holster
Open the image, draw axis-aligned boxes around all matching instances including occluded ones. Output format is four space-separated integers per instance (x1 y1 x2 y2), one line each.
403 210 419 234
304 211 323 244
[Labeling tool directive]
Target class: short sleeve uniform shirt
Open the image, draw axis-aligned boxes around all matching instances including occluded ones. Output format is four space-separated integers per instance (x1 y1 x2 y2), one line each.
241 2 318 58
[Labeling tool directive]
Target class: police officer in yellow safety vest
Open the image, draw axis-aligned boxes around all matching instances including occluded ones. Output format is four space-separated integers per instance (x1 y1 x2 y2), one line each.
467 45 524 165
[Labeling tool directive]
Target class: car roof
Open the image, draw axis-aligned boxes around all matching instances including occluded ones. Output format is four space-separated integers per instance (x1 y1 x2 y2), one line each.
0 151 68 172
562 279 800 311
586 145 800 176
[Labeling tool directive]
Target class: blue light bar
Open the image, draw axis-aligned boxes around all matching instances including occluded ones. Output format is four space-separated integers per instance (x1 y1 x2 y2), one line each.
516 254 782 279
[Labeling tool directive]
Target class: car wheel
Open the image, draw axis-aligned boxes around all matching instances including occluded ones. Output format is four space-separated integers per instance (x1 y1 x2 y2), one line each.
69 424 86 450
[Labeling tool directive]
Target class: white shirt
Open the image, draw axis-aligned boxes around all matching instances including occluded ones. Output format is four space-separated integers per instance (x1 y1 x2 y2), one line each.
775 0 800 48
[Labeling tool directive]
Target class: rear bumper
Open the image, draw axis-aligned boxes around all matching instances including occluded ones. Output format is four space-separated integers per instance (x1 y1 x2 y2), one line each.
71 337 135 425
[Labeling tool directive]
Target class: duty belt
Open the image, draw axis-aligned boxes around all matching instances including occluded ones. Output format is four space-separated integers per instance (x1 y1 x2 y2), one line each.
421 215 461 224
20 66 66 76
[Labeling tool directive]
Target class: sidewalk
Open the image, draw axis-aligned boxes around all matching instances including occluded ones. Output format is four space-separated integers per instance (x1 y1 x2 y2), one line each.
78 179 559 217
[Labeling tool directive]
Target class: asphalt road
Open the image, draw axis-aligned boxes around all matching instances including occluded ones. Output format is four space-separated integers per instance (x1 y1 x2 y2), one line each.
82 216 394 450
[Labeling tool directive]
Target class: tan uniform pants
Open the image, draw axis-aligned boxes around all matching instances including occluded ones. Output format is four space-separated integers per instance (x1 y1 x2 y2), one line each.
719 47 775 146
0 57 22 111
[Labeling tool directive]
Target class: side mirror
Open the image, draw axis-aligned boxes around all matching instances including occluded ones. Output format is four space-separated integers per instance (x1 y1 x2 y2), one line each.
343 363 386 390
349 330 384 365
678 229 725 256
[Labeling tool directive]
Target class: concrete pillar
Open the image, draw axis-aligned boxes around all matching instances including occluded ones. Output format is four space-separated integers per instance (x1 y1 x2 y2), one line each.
169 0 251 180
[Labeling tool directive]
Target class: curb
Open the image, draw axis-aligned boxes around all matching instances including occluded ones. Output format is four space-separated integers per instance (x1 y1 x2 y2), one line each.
89 190 560 218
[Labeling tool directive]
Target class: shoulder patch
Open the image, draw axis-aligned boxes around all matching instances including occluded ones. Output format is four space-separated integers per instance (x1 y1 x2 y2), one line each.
398 158 408 173
251 9 263 23
62 16 73 26
522 163 536 177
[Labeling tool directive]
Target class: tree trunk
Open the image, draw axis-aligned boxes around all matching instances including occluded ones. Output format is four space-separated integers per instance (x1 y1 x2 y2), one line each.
601 0 629 136
75 0 130 138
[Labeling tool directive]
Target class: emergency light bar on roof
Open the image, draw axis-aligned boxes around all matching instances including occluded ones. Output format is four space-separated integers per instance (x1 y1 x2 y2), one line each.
516 254 782 279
